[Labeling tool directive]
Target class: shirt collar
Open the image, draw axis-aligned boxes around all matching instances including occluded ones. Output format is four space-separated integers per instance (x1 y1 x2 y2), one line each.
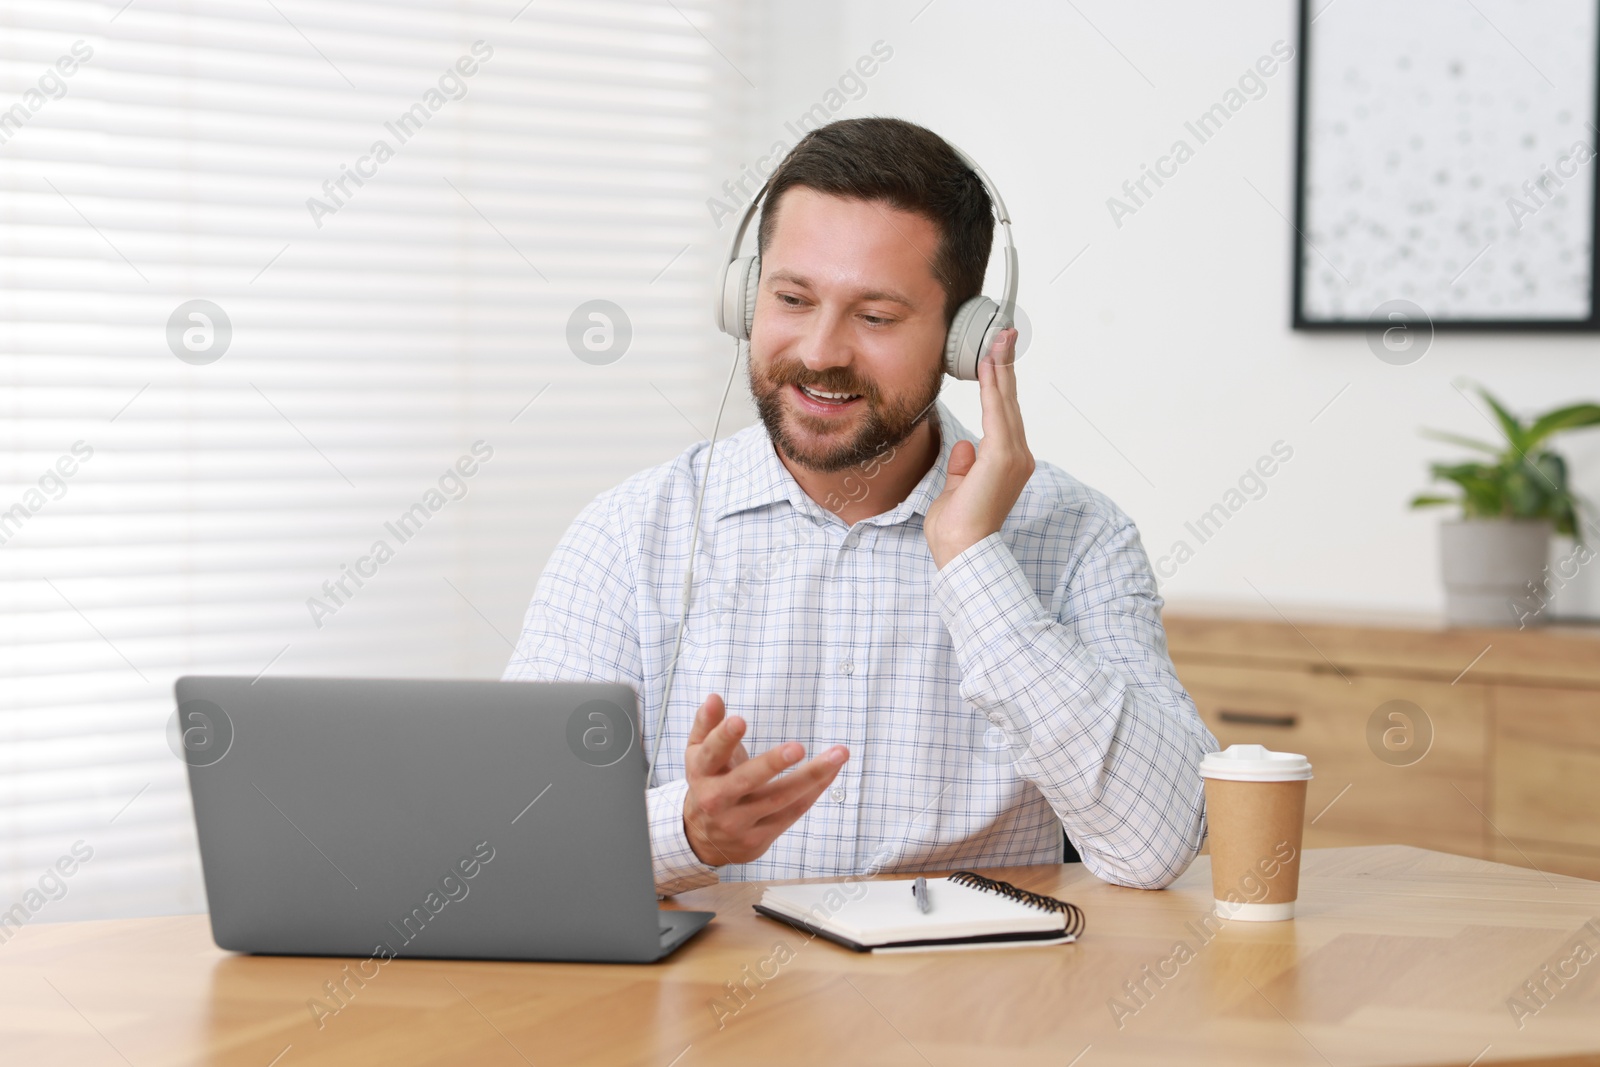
711 398 978 526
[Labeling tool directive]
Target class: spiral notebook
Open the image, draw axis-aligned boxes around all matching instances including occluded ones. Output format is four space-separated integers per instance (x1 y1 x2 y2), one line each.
753 871 1086 954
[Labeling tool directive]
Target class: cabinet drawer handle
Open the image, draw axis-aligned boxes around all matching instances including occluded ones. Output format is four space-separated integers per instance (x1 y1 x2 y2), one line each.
1216 709 1298 728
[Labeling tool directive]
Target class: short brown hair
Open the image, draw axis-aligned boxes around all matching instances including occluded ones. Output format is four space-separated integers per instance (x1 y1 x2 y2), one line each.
755 117 995 327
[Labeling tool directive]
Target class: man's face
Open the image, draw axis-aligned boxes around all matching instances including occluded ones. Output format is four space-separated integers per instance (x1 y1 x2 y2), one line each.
748 187 949 473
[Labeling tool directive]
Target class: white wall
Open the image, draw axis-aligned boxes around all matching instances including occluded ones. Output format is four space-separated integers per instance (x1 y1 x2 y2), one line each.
732 0 1600 619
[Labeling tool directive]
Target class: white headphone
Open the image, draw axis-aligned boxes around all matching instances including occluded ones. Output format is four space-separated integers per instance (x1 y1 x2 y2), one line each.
646 140 1019 790
712 142 1019 380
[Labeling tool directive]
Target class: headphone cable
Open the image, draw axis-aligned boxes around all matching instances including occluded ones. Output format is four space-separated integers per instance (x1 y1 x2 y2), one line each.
646 336 745 789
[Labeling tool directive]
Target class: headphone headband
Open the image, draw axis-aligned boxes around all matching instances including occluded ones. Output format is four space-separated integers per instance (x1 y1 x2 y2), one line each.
946 144 1018 331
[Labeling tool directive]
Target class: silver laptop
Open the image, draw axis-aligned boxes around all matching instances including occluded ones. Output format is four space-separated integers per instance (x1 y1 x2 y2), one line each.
174 676 713 963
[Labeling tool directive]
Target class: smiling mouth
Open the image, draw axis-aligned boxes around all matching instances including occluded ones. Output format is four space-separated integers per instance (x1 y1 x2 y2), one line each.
794 383 862 407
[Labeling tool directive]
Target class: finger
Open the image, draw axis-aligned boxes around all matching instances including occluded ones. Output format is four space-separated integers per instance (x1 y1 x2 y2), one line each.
752 769 842 830
985 324 1018 368
691 709 747 777
719 738 808 797
686 693 724 746
947 439 976 480
741 749 847 819
992 327 1019 403
978 331 1025 454
993 328 1022 420
975 331 1006 439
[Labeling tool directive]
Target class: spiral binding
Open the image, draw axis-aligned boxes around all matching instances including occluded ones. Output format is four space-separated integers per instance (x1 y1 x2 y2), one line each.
948 871 1086 939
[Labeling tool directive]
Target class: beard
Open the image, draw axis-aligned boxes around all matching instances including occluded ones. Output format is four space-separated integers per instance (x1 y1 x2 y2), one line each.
749 346 943 474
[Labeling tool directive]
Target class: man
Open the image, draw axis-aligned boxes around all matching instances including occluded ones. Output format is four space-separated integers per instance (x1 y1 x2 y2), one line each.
504 117 1217 896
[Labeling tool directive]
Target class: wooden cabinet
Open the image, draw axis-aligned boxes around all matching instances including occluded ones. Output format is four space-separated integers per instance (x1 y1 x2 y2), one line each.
1179 661 1489 859
1490 685 1600 880
1165 609 1600 879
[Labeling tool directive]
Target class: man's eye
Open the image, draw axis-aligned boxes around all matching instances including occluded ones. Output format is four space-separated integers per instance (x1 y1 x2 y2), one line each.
862 314 891 326
777 293 803 307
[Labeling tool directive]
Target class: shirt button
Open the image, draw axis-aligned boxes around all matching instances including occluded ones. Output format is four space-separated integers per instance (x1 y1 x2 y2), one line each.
838 660 854 676
830 786 846 803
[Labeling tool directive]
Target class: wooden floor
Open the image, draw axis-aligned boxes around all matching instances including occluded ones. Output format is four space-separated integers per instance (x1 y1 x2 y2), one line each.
2 847 1598 1066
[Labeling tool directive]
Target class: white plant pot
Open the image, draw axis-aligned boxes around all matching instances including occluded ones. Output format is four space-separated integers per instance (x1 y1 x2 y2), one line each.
1439 518 1553 628
1545 534 1600 619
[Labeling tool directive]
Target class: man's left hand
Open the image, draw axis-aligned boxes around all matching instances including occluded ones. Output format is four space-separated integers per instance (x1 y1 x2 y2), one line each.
924 326 1034 570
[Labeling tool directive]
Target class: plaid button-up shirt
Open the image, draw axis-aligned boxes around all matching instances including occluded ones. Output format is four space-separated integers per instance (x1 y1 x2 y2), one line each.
504 399 1216 895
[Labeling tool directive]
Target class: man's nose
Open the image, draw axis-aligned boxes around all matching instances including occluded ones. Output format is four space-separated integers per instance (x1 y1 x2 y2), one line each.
794 308 855 375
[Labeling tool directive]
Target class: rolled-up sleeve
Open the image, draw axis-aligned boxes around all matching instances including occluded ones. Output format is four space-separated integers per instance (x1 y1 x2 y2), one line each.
930 522 1217 890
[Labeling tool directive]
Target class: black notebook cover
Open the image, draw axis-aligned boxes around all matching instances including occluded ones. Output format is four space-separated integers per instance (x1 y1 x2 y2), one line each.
752 902 1077 953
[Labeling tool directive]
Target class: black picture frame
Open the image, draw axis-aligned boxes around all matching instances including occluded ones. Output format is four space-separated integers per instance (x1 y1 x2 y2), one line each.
1291 0 1600 332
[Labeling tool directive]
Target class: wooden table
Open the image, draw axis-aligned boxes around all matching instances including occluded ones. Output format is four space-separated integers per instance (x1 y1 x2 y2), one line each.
3 847 1598 1066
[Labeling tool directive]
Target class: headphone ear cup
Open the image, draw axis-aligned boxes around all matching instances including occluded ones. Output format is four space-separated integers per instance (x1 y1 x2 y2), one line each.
716 254 760 340
943 296 998 380
740 255 760 339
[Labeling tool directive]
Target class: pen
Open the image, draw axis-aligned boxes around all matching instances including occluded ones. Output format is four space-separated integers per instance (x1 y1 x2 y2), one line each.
912 876 931 914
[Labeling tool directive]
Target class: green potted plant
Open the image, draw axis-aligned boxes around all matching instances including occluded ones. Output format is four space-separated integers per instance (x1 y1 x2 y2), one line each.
1410 382 1600 627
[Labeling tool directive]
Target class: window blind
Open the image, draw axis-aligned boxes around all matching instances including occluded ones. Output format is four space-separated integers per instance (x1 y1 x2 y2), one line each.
0 0 749 921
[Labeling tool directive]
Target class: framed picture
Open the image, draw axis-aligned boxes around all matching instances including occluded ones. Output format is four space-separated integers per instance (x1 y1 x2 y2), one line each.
1293 0 1600 332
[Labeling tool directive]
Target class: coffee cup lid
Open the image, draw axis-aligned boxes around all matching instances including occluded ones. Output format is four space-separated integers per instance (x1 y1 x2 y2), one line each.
1199 743 1313 782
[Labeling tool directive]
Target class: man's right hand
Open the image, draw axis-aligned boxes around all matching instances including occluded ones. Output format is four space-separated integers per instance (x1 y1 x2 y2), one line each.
682 693 849 867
